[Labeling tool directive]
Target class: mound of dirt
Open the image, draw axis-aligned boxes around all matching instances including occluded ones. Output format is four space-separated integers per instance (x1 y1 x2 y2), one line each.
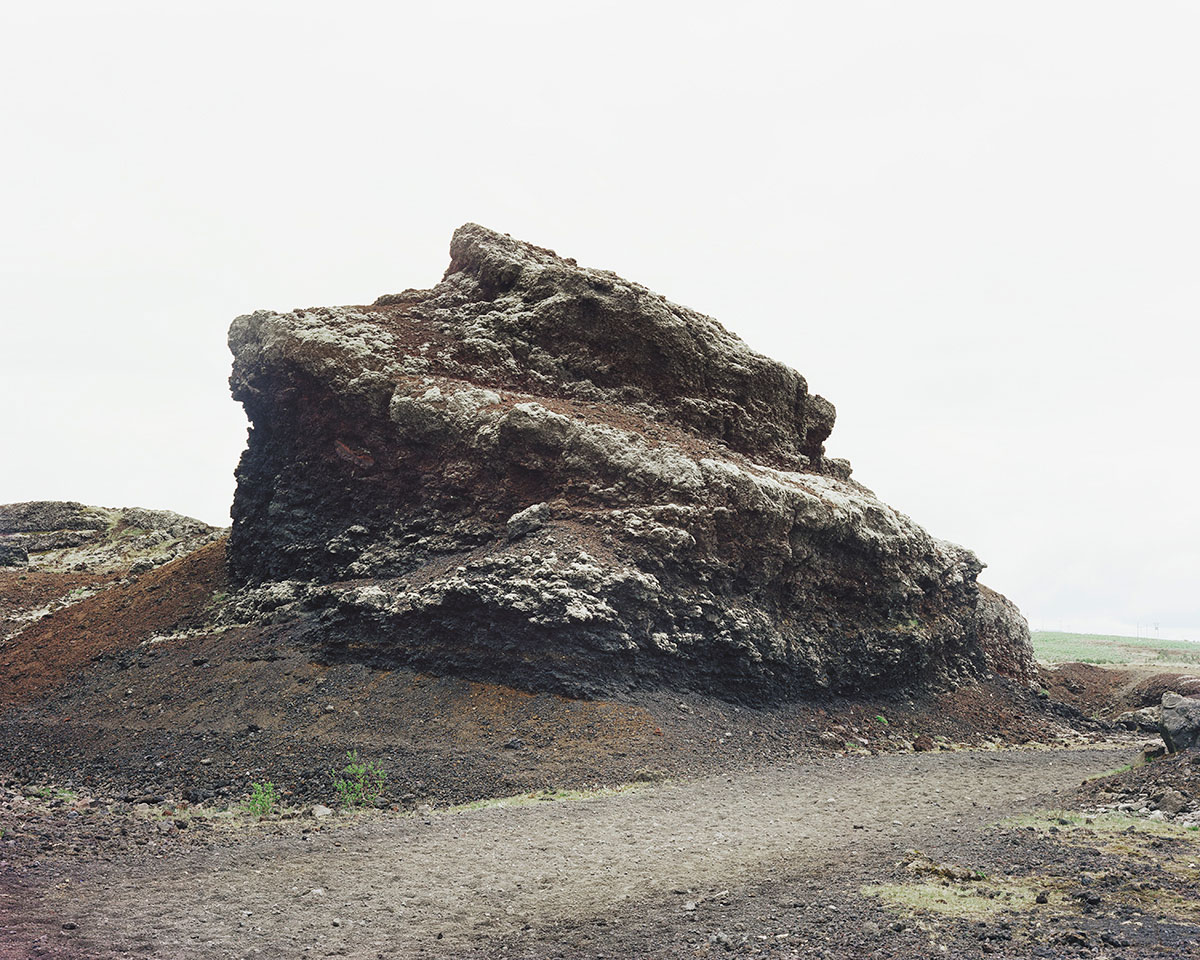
226 224 1033 702
1041 662 1200 721
1 500 225 658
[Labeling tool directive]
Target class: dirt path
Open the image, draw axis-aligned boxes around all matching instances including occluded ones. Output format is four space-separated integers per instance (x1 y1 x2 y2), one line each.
5 746 1132 959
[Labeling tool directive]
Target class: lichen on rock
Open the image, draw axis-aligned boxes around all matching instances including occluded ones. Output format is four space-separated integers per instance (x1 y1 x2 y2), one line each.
226 224 1034 702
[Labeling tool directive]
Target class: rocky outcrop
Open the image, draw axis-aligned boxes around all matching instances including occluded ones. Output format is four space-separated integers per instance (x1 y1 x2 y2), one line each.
972 585 1036 683
0 501 112 534
0 540 27 568
1160 693 1200 753
227 224 1034 702
1117 705 1166 735
0 501 224 574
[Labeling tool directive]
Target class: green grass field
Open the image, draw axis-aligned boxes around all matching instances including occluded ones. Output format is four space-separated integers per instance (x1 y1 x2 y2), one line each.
1032 631 1200 666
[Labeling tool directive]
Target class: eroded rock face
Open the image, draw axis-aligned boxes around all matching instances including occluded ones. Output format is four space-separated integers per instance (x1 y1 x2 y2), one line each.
972 585 1036 684
0 540 28 568
227 224 1034 701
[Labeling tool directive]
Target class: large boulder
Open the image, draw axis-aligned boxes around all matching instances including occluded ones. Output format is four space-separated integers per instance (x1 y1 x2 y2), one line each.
972 584 1036 683
1160 693 1200 753
1116 705 1164 734
226 224 1034 702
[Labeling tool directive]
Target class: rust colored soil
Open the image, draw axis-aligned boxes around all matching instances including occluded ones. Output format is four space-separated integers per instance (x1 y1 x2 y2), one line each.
0 540 226 700
0 571 116 629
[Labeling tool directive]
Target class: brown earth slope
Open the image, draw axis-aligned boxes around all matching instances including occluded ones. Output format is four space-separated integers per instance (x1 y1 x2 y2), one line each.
0 540 226 700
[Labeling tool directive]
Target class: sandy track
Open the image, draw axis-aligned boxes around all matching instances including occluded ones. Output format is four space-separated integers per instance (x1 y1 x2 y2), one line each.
8 746 1131 959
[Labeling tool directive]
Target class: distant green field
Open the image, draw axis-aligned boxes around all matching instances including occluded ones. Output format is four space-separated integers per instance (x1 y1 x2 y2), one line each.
1032 631 1200 666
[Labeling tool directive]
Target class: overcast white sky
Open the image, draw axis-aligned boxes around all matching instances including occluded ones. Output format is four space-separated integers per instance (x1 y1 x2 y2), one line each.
2 2 1197 640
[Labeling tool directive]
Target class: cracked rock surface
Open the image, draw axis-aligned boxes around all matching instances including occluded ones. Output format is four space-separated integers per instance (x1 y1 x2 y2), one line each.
226 224 1033 701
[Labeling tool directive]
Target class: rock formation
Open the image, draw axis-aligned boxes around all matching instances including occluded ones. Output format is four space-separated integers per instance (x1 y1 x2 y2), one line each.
226 224 1034 702
0 501 222 574
1160 693 1200 753
0 539 27 568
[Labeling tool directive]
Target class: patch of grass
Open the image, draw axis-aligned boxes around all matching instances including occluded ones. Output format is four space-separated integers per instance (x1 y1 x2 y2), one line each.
1032 630 1200 666
331 750 387 809
864 879 1051 919
1086 762 1134 781
1000 810 1198 840
1123 884 1200 920
1000 810 1200 884
243 781 279 816
873 813 1200 927
25 786 77 803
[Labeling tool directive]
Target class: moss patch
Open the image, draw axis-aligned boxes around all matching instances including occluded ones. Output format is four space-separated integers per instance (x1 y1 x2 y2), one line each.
864 877 1059 919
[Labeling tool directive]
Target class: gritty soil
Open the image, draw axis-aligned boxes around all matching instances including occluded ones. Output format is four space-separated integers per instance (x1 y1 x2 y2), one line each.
0 541 226 699
2 543 1199 958
6 746 1200 960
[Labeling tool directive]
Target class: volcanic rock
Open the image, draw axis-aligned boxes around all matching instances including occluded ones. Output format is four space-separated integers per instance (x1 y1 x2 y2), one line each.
0 501 223 575
0 501 111 534
1117 706 1164 734
971 584 1035 683
1160 693 1200 753
226 224 1034 702
0 539 28 568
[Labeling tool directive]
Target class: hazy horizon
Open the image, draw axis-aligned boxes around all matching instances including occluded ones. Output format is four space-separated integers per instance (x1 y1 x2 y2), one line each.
3 2 1197 642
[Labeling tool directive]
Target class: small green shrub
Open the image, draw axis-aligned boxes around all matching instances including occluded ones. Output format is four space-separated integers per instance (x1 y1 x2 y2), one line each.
244 781 279 816
331 750 387 808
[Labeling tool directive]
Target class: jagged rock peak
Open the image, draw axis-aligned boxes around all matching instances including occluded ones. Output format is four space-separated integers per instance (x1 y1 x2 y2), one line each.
367 223 839 472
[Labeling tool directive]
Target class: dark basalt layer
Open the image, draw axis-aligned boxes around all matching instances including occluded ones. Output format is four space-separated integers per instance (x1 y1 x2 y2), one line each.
226 224 1034 701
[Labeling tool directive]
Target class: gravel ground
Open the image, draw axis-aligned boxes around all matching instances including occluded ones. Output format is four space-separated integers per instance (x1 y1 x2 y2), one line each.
5 541 1198 958
11 744 1199 960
